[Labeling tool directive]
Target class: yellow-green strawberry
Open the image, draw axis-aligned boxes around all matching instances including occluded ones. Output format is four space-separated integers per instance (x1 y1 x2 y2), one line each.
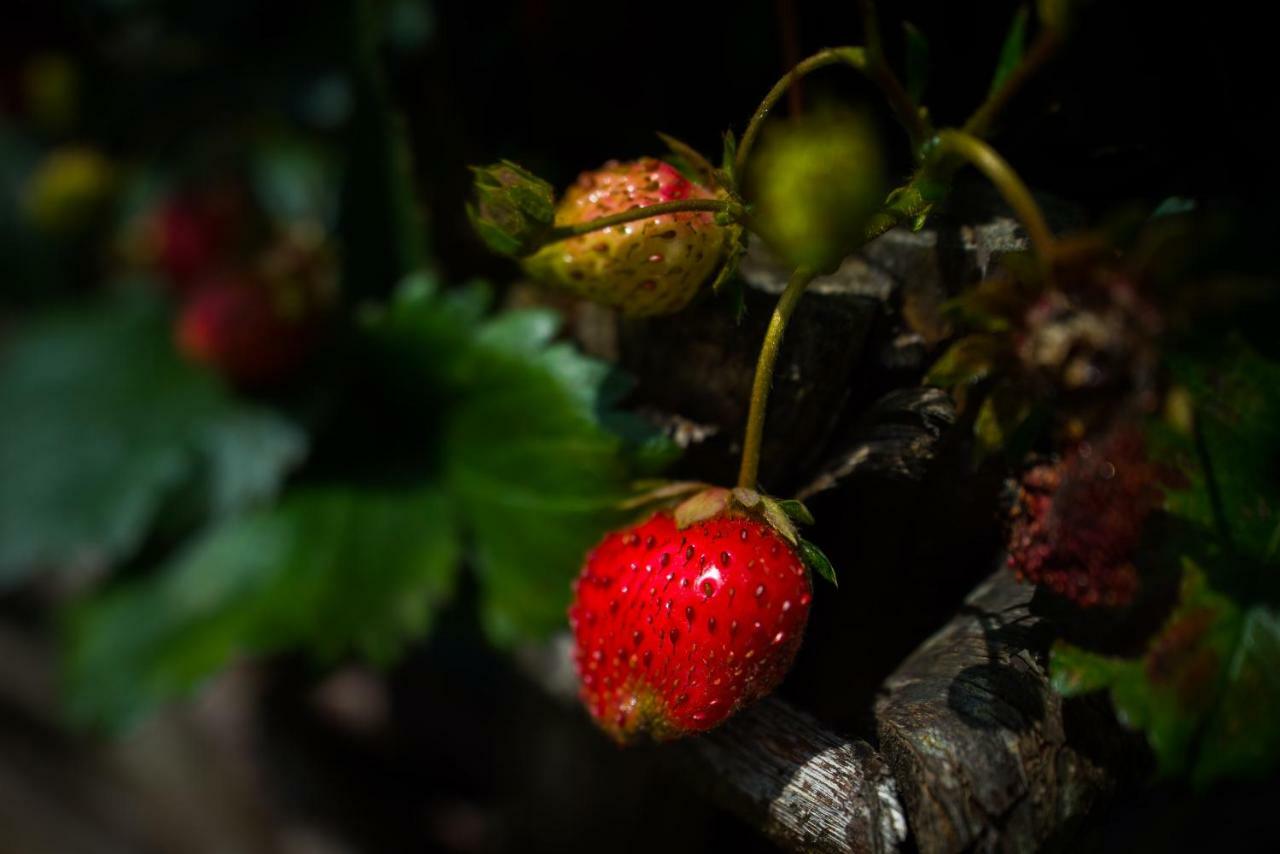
523 158 727 317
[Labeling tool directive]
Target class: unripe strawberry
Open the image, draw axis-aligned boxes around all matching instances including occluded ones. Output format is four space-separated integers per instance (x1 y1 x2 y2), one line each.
569 507 813 743
523 158 727 317
748 108 885 274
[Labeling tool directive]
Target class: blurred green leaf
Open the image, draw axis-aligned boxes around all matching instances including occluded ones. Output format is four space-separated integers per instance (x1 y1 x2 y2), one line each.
252 134 339 225
1176 342 1280 564
1052 560 1280 786
66 485 458 730
974 380 1034 454
924 333 1008 389
338 0 429 300
0 295 306 586
990 7 1029 95
903 22 930 104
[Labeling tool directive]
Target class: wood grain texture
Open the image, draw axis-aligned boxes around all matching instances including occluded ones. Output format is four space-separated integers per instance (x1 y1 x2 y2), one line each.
874 568 1132 854
688 698 908 854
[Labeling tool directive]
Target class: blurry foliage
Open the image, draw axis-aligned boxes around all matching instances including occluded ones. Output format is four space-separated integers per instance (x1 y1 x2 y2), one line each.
0 294 306 583
1 0 671 731
0 0 1277 796
924 209 1280 784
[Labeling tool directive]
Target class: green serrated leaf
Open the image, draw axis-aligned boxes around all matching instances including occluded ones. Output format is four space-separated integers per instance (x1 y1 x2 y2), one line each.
903 22 929 104
1051 560 1280 785
798 538 837 587
372 281 675 645
0 295 307 587
991 7 1030 95
65 485 459 731
1160 340 1280 570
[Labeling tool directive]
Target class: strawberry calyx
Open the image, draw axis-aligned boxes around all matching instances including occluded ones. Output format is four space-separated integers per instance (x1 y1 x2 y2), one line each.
621 482 837 587
657 132 749 300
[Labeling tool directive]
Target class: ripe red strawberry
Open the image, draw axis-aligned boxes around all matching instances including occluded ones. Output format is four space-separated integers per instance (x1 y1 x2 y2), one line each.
568 508 813 743
176 273 314 387
522 157 727 317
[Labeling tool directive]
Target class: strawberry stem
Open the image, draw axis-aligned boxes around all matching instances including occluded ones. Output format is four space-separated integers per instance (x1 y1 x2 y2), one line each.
735 43 929 179
935 130 1056 265
736 266 817 489
542 199 740 244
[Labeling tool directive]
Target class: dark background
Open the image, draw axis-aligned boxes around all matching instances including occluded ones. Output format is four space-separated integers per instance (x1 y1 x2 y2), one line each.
2 2 1276 852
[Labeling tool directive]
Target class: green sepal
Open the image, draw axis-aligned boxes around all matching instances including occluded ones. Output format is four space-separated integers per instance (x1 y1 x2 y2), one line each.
619 480 708 512
776 498 815 527
674 487 733 529
720 130 739 191
798 538 837 587
710 222 747 296
467 160 556 257
758 495 800 545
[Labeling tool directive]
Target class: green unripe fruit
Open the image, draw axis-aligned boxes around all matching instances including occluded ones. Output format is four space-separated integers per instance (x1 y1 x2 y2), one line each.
748 109 886 274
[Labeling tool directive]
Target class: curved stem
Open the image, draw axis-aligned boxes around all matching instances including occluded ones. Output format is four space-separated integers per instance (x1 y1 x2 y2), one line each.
543 198 738 243
935 130 1055 264
734 45 928 179
736 266 817 489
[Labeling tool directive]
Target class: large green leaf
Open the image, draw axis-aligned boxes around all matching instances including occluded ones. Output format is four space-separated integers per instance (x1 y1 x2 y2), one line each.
1052 560 1280 786
0 295 306 586
1169 341 1280 565
376 280 675 644
64 275 674 728
65 485 458 730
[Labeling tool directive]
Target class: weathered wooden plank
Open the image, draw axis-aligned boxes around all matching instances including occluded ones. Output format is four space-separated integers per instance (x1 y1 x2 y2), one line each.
687 698 907 854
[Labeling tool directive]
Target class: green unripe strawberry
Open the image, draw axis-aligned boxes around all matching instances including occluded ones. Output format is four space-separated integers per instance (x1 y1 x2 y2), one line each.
748 109 886 274
522 158 727 317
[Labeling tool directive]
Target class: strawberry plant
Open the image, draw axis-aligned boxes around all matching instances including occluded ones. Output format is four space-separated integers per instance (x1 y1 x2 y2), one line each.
2 0 1278 849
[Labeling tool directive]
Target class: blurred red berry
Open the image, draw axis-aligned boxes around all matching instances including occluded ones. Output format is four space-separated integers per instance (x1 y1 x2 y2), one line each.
176 273 313 387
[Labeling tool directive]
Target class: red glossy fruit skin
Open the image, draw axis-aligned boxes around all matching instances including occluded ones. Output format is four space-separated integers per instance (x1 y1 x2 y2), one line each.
175 274 311 387
569 511 812 743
